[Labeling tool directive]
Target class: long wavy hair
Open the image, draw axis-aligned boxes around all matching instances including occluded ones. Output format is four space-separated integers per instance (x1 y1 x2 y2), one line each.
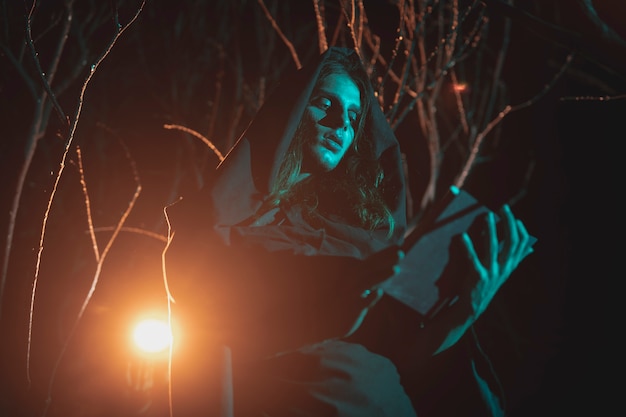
264 49 395 235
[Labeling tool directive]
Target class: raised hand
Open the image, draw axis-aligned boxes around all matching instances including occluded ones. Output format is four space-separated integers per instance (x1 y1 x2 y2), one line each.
461 204 534 319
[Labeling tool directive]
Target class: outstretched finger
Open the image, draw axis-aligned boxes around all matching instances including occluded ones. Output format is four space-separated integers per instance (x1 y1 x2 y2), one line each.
501 204 520 261
463 232 487 278
486 212 499 271
516 219 534 259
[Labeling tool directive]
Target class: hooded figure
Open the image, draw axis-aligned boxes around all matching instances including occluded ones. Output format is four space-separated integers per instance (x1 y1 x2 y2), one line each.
164 47 527 416
182 49 406 257
165 47 417 417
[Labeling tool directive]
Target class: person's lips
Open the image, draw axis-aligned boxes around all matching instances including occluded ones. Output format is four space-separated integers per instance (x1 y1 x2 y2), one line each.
323 133 343 151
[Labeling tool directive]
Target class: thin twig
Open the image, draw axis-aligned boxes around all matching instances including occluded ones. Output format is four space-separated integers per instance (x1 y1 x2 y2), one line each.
454 104 512 188
162 204 178 417
560 93 626 101
256 0 301 69
0 103 48 321
339 0 360 53
163 123 225 162
76 146 100 262
25 0 69 127
450 70 469 134
312 0 328 53
89 226 168 243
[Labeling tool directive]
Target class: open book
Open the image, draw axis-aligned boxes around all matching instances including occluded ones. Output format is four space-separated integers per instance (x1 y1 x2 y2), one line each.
378 187 537 321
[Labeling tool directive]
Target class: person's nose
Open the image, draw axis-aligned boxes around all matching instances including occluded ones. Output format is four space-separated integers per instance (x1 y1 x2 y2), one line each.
328 107 350 131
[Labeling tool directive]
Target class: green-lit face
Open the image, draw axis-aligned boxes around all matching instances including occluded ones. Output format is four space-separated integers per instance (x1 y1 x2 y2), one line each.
302 72 362 173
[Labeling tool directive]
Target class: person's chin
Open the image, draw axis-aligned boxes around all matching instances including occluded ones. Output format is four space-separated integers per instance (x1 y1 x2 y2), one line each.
318 151 341 172
306 144 340 172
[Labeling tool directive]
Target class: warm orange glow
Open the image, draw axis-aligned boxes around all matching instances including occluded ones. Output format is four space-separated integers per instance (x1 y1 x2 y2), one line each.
133 319 172 353
452 82 468 92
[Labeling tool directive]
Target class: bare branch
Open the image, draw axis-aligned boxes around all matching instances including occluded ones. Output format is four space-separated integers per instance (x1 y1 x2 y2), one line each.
450 70 469 134
0 102 49 321
454 53 574 188
163 123 225 162
560 93 626 101
161 204 178 417
312 0 328 53
339 0 360 54
27 0 146 389
89 226 168 243
40 111 144 417
25 0 69 127
256 0 301 69
76 146 100 262
510 53 574 112
454 104 512 189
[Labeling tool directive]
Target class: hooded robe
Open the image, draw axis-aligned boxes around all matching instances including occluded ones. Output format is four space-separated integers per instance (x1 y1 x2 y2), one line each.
165 47 502 417
163 46 418 417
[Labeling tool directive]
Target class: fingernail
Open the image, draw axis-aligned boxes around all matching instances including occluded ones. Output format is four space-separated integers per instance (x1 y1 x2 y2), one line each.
450 185 460 195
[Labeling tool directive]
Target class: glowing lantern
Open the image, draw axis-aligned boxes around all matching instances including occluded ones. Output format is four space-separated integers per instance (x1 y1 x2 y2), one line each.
132 319 172 353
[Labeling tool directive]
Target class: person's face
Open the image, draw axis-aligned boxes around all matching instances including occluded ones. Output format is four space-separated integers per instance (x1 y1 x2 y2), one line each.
302 72 362 173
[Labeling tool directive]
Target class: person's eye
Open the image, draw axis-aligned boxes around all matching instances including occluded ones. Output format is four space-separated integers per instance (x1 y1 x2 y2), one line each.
312 96 331 110
349 111 360 126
